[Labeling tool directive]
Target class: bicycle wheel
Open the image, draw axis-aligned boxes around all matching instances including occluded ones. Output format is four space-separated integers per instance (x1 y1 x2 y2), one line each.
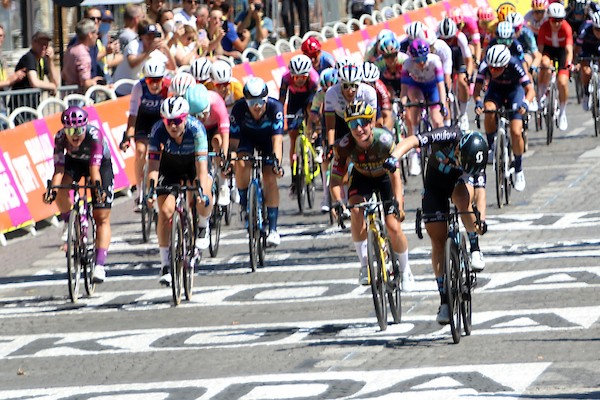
574 69 583 104
209 181 222 258
444 237 462 344
546 84 556 145
419 119 431 185
459 233 472 336
494 131 505 209
294 141 306 213
306 147 316 209
505 138 513 205
170 212 184 305
385 235 402 324
367 226 387 331
84 212 96 296
183 210 195 301
592 74 600 137
258 199 266 266
248 183 260 271
66 211 82 303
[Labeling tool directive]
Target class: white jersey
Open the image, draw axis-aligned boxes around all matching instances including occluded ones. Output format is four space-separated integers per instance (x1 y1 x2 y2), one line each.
455 31 473 59
324 83 378 118
401 54 444 84
431 39 453 76
524 10 547 35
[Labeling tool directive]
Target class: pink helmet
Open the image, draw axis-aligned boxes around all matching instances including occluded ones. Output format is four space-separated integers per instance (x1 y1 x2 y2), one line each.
61 106 88 128
450 9 464 26
477 7 495 22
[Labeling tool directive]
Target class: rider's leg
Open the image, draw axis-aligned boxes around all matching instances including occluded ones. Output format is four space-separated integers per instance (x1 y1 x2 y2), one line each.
483 100 498 148
537 55 551 100
263 166 280 233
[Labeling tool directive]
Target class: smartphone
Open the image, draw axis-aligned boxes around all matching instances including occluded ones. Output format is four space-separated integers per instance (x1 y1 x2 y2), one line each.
222 19 228 32
254 3 262 11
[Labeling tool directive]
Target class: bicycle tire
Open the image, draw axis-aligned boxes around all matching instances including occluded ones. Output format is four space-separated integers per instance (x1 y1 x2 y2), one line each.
66 211 82 303
385 235 402 324
183 210 195 301
367 226 387 331
575 69 583 104
306 147 316 209
170 212 184 305
294 140 306 213
505 136 513 206
459 233 472 336
546 84 556 145
84 211 96 296
419 119 431 185
592 74 600 137
209 179 221 257
494 131 505 209
224 174 234 225
444 237 462 344
248 183 260 271
258 200 266 267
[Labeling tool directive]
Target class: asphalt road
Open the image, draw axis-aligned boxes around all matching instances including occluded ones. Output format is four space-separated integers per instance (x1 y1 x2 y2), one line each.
0 88 599 399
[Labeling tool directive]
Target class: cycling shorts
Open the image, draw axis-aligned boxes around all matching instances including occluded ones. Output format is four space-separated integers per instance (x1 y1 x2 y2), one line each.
484 85 526 121
348 171 398 216
409 81 441 104
64 157 114 209
542 46 568 76
236 134 278 165
157 152 196 197
451 46 467 74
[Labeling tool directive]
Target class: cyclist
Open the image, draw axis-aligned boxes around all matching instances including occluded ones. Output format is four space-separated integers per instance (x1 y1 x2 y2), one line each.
309 67 338 164
190 57 213 86
229 77 285 247
147 97 212 285
399 39 447 176
279 54 319 196
206 59 244 112
507 12 542 82
301 36 335 74
537 2 573 131
399 21 425 53
566 0 590 36
168 71 197 97
575 11 600 110
43 106 114 284
364 29 396 63
438 17 474 131
525 0 549 38
330 101 413 290
362 61 393 130
450 8 483 66
387 127 489 324
473 44 534 192
120 59 170 212
477 6 498 54
487 21 526 64
375 36 408 98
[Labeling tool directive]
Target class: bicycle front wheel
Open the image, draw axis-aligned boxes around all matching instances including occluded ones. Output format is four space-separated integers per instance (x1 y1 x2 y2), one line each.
592 74 600 137
444 237 462 344
494 132 506 209
294 140 306 213
84 213 96 296
306 146 317 209
546 84 556 145
367 227 387 331
385 235 402 324
183 210 195 301
66 211 82 303
459 233 472 336
248 183 260 272
170 212 184 305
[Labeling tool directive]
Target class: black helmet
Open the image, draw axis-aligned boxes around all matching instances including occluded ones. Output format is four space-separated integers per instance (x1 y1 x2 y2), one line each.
459 131 488 174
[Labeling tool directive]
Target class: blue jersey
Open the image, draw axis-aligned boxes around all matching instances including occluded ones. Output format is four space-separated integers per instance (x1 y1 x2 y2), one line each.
488 38 526 62
517 27 538 55
135 79 165 134
476 57 530 91
315 51 336 75
576 22 600 56
230 97 284 140
148 116 209 160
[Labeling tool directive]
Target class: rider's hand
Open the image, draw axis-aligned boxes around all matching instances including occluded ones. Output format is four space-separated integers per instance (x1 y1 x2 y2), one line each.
271 156 284 177
519 100 529 115
120 136 132 152
94 187 107 203
475 100 484 115
198 191 210 207
326 145 334 161
43 190 56 204
383 156 398 173
477 220 488 235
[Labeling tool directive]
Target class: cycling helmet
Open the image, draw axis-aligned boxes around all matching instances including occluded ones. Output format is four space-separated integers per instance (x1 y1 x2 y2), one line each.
477 6 495 22
506 12 525 30
573 0 588 14
210 60 232 84
421 27 438 45
496 2 517 22
190 57 213 82
319 67 338 88
438 17 458 39
143 59 166 78
459 131 488 175
378 36 401 55
409 39 430 59
496 21 514 39
531 0 547 10
450 8 464 26
547 2 566 18
405 21 425 40
344 100 375 122
592 11 600 28
338 63 363 84
362 62 380 83
486 44 512 67
289 54 312 76
301 36 321 57
160 96 190 119
185 84 211 116
376 29 395 42
169 72 196 97
61 106 88 128
243 76 268 99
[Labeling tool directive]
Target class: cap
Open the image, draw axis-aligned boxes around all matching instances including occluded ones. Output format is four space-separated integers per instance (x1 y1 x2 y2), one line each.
32 30 52 42
101 9 114 22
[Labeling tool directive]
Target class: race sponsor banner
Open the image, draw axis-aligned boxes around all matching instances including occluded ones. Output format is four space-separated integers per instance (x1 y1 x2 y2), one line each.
0 0 479 233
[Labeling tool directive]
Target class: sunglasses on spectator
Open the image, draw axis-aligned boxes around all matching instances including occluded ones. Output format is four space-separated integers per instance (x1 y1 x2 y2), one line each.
64 126 86 136
163 114 188 126
145 77 163 85
342 83 359 90
551 18 564 23
348 118 371 129
246 97 267 107
89 16 102 22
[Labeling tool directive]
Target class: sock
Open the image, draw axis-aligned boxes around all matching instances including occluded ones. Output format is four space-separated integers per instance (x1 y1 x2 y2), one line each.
267 207 278 232
514 155 523 172
354 240 367 266
198 215 209 229
395 250 409 272
468 231 480 253
559 103 566 113
61 212 70 223
95 248 108 266
159 247 170 267
239 188 248 209
437 276 446 302
537 83 548 99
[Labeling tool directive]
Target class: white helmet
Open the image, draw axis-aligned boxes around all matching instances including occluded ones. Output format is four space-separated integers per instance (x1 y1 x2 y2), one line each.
406 21 425 40
486 44 512 68
289 54 312 75
210 60 232 84
338 62 363 83
496 21 514 39
362 62 380 83
169 72 197 97
243 76 268 98
506 12 524 30
190 57 213 82
144 59 166 78
160 96 190 119
438 17 458 39
418 27 438 45
547 2 566 18
592 11 600 28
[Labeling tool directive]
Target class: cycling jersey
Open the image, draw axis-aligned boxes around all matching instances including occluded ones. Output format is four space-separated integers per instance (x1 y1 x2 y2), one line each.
54 125 111 167
524 10 547 36
373 79 392 111
202 89 230 136
230 97 284 157
313 51 336 74
476 57 530 91
458 16 481 44
324 83 378 119
488 37 526 61
401 54 444 85
280 69 319 116
148 116 209 158
129 78 170 138
375 52 409 96
538 19 574 48
431 39 454 76
516 26 539 55
565 9 587 36
443 31 473 59
205 79 244 110
332 127 395 178
576 22 600 57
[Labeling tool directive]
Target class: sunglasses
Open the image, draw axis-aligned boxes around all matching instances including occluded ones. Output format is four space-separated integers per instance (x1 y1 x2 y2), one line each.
497 38 512 45
533 10 545 14
383 53 397 60
348 118 371 129
489 65 505 71
145 77 163 85
413 56 427 63
246 97 267 107
551 18 564 23
292 74 308 81
64 126 86 136
342 83 359 90
89 16 102 22
163 114 187 126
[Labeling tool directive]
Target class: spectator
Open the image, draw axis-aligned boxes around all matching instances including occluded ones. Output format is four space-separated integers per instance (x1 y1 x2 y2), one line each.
195 4 210 55
146 0 165 24
0 24 26 115
205 8 226 58
158 8 175 37
171 24 200 66
215 4 251 61
98 8 122 80
281 0 310 38
112 22 176 96
174 0 198 27
235 0 274 48
119 4 144 50
62 19 105 93
10 30 59 109
348 0 380 20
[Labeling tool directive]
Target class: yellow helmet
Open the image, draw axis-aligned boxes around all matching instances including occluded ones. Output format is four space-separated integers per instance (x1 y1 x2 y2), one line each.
344 101 375 122
496 2 517 22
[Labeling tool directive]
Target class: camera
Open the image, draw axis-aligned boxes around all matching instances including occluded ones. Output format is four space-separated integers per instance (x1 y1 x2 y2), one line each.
154 30 162 38
254 3 262 11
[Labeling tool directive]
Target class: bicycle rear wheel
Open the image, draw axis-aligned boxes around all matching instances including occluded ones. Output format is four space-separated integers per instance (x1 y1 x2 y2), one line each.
494 132 505 209
66 211 82 303
385 236 402 324
248 183 260 271
84 213 96 296
459 233 472 336
170 212 184 305
592 74 600 137
367 227 387 331
444 237 462 344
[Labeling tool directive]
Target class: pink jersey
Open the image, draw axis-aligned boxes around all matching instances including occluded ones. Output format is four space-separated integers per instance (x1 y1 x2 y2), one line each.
204 89 230 135
460 16 481 44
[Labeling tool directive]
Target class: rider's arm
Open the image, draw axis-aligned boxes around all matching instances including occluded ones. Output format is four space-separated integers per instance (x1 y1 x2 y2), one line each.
270 100 285 164
390 134 419 160
524 81 535 103
323 87 337 147
329 147 348 203
278 74 289 106
212 91 231 156
124 82 143 141
147 121 163 185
